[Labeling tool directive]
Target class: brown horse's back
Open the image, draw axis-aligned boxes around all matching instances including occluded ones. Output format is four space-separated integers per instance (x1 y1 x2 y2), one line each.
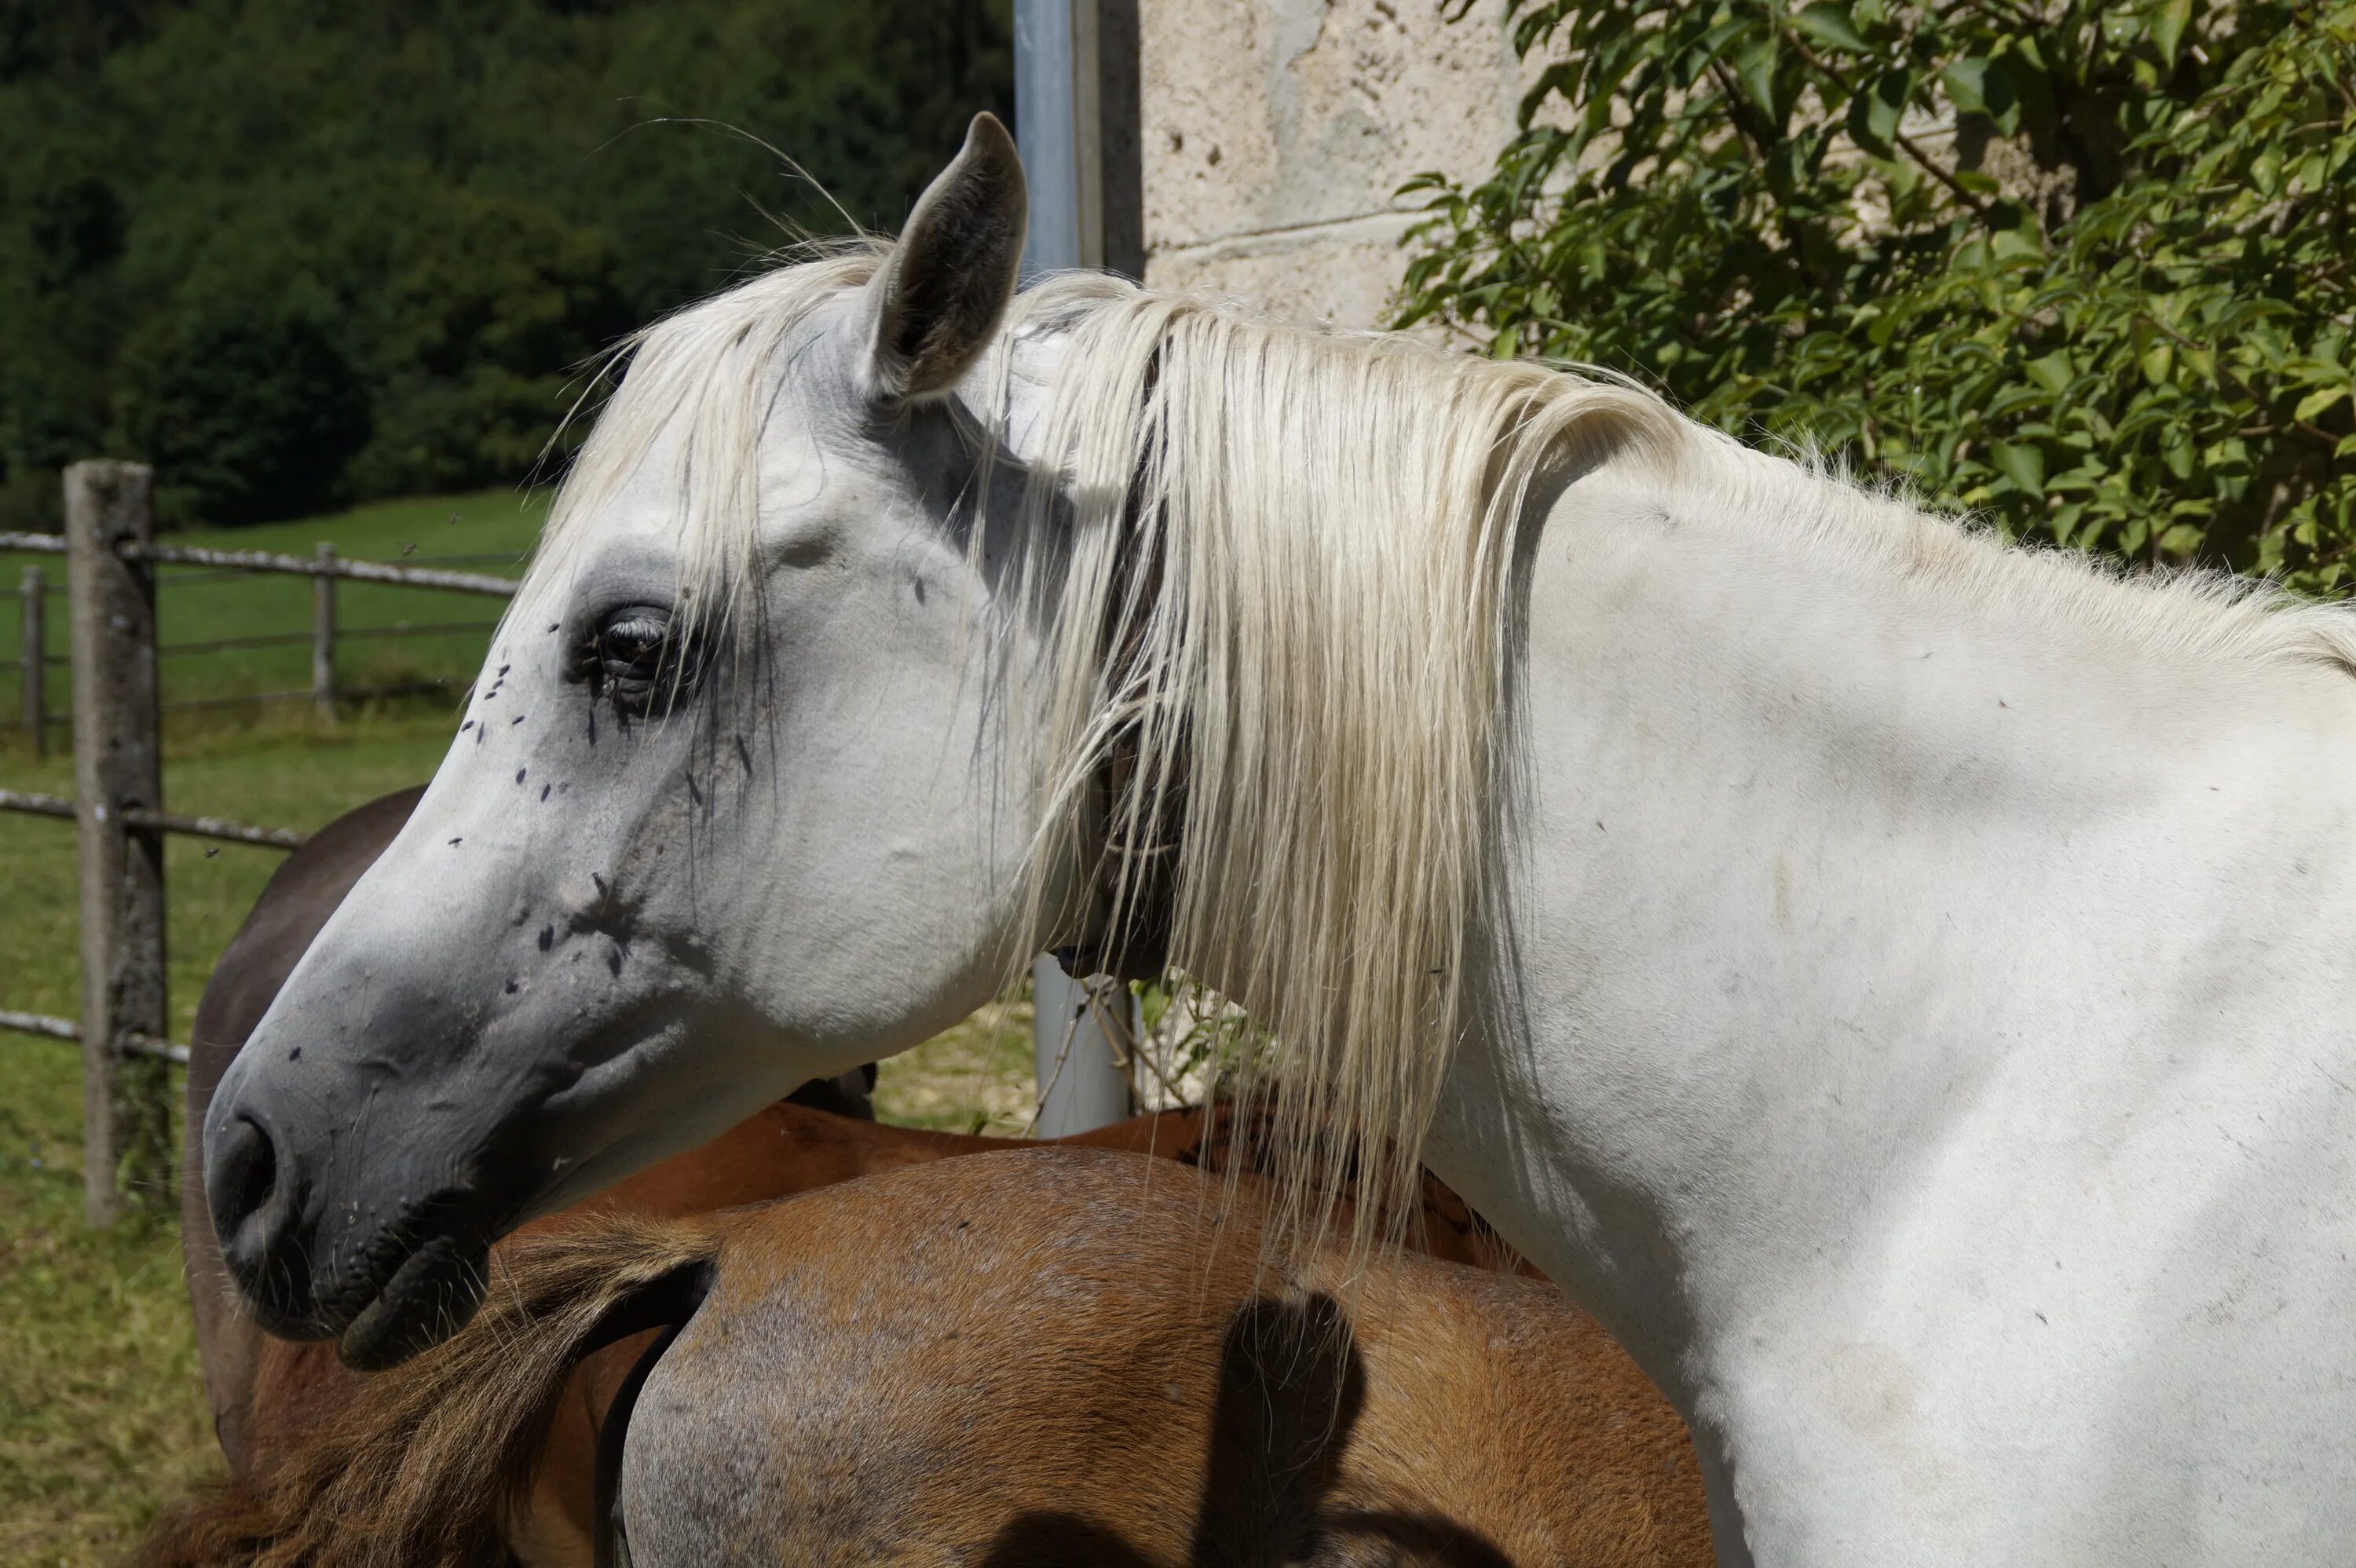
235 1096 1577 1562
620 1149 1710 1568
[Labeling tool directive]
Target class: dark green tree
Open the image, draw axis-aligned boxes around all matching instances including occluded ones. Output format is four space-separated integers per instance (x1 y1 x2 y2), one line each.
115 294 371 526
0 0 1012 530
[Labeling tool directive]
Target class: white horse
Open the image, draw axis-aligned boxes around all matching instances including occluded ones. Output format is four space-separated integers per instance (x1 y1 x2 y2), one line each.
204 115 2356 1565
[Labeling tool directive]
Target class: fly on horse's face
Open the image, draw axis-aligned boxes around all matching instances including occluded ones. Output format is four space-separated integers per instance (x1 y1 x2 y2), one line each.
203 116 1071 1368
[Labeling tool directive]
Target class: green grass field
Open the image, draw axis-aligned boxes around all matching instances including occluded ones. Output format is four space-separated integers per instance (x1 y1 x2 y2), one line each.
0 493 1035 1564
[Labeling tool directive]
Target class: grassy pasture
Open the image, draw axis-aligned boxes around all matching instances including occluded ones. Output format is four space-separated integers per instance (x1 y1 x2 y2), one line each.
0 493 1035 1563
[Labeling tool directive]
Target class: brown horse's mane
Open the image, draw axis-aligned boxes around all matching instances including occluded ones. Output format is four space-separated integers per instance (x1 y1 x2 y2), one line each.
137 1214 722 1568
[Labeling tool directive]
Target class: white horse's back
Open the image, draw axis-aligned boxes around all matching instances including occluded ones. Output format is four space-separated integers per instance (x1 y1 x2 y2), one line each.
1430 454 2356 1563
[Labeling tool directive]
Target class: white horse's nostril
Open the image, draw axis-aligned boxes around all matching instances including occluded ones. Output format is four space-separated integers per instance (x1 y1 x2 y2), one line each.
209 1111 280 1242
205 1106 318 1335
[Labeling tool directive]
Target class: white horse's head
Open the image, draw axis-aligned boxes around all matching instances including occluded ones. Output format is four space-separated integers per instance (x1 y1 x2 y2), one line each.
206 111 1666 1367
203 115 1101 1365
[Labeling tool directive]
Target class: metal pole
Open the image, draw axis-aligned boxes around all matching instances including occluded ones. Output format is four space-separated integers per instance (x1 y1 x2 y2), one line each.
311 543 337 722
65 459 170 1223
1018 0 1125 1128
1031 954 1136 1137
21 565 45 757
1015 0 1103 276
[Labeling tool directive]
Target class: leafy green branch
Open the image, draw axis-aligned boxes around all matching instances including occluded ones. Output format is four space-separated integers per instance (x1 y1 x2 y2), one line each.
1399 0 2356 590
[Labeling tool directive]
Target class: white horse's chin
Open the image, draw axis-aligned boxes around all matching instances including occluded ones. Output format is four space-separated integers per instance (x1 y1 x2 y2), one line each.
334 1228 495 1372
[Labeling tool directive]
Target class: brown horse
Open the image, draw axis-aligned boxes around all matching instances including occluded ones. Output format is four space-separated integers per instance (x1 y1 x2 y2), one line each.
147 1148 1710 1568
166 791 1710 1564
222 1095 1549 1566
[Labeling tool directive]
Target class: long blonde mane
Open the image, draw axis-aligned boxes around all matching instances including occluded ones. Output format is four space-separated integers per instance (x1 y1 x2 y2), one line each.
994 275 1678 1249
526 243 2356 1256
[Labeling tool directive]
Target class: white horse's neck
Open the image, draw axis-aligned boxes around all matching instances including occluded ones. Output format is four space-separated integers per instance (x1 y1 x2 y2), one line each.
1425 456 2356 1565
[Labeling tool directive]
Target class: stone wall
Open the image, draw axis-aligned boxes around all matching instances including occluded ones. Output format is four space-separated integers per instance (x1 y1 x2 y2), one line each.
1132 0 1527 329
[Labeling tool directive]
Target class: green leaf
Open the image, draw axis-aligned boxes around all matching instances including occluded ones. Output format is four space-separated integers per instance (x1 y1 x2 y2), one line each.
2162 428 2197 480
2294 385 2350 422
1942 59 2018 134
2149 0 2193 68
1991 225 2044 264
2025 351 2076 394
1735 36 1782 122
2252 145 2283 198
1992 442 2047 495
1848 68 1910 157
1791 3 1872 55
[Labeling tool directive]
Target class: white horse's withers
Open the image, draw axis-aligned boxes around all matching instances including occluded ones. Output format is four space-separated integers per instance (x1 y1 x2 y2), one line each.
203 115 2356 1565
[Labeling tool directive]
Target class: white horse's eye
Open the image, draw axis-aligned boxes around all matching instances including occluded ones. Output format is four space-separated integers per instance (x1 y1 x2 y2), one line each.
587 605 690 716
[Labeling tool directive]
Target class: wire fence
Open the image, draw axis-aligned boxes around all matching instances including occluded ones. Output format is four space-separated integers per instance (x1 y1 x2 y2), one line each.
0 618 504 670
0 468 522 1220
3 521 521 748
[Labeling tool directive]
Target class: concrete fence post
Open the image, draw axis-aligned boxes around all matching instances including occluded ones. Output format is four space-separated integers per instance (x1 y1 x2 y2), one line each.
66 459 171 1223
20 565 45 757
311 543 338 721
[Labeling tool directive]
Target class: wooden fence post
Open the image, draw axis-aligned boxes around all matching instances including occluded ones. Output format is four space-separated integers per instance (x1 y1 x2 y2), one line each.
311 543 337 721
66 460 170 1224
20 565 44 758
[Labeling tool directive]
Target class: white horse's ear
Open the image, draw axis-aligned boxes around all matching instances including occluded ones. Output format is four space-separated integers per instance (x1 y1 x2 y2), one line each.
864 111 1028 404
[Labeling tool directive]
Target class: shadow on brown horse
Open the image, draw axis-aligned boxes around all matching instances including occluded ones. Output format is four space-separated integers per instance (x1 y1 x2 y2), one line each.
975 1289 1512 1568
